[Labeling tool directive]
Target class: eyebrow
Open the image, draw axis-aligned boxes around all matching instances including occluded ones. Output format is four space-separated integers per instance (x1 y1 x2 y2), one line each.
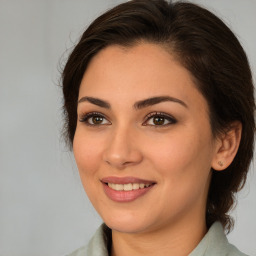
134 96 188 109
78 96 188 109
78 96 111 109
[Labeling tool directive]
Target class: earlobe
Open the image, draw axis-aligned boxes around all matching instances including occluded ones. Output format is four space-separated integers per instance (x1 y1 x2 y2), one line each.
211 121 242 171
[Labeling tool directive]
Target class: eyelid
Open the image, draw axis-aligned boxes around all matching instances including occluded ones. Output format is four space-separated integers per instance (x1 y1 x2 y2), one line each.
142 111 177 126
78 111 176 127
78 111 111 126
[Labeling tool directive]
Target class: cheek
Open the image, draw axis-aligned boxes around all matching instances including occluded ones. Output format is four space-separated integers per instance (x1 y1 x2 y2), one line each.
144 127 214 179
144 129 213 208
73 131 106 207
73 130 103 181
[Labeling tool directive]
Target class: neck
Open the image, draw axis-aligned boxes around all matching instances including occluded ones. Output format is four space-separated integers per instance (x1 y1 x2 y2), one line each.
111 214 207 256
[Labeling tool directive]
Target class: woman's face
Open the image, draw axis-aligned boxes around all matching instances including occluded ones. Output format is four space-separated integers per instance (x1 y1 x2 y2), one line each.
73 43 219 234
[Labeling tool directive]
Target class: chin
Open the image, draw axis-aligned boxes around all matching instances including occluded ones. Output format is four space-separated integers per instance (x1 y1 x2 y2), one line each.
100 210 156 234
106 221 148 234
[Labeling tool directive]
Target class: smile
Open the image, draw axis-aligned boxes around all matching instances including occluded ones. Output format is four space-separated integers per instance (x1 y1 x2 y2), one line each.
101 177 156 202
107 183 151 191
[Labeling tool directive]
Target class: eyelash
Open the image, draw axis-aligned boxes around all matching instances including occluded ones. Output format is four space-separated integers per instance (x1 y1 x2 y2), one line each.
79 112 110 126
78 111 177 127
143 112 177 127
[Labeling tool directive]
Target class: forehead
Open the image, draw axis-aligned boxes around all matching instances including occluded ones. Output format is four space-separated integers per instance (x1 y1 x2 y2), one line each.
79 43 207 112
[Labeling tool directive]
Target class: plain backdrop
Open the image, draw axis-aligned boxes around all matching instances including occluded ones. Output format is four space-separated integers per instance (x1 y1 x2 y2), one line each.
0 0 255 255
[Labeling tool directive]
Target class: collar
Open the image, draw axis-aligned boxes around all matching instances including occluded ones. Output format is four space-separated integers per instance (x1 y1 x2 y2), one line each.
70 222 247 256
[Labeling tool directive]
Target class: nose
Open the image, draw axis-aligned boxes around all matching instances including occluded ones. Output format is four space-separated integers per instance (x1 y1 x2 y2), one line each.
103 126 143 169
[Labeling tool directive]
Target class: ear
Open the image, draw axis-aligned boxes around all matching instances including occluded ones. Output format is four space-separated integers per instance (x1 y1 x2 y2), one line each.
211 121 242 171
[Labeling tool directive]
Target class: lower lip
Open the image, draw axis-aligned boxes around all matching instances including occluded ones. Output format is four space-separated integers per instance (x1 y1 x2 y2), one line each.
102 183 154 202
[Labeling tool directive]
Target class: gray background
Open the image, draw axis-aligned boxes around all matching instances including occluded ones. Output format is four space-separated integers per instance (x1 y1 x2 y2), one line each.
0 0 255 255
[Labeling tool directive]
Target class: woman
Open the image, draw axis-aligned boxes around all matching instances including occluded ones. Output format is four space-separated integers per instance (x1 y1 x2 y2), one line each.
62 0 255 255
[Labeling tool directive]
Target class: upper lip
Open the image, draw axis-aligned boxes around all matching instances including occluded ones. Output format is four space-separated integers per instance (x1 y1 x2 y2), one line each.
101 176 156 185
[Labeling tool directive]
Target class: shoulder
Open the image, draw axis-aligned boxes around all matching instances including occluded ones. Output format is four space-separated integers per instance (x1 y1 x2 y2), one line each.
189 222 249 256
66 224 110 256
226 243 249 256
66 246 87 256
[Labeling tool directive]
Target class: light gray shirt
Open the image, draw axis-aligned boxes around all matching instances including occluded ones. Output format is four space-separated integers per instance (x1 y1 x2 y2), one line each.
67 222 248 256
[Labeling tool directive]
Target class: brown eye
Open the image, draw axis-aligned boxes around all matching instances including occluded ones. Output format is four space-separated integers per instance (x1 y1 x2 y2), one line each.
143 112 177 127
79 112 111 126
92 116 104 124
153 116 165 125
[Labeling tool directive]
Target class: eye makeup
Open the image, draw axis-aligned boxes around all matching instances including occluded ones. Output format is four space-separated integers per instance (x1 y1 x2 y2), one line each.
78 110 177 128
143 111 177 127
79 112 111 126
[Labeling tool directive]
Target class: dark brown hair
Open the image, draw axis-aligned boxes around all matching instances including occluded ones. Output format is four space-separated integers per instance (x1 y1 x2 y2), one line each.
61 0 255 232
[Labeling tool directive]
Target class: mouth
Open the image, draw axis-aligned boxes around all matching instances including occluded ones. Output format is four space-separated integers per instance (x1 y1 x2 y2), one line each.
101 177 156 202
107 182 152 191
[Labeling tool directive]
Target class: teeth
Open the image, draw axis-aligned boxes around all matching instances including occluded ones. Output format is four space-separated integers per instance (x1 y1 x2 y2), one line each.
132 183 140 190
139 183 145 189
124 183 133 191
108 183 151 191
115 184 124 191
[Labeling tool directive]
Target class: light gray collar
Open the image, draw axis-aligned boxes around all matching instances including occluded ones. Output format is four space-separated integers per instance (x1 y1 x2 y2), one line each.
69 222 247 256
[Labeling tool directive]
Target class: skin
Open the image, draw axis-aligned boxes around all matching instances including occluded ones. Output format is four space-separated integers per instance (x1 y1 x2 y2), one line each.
73 43 241 256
